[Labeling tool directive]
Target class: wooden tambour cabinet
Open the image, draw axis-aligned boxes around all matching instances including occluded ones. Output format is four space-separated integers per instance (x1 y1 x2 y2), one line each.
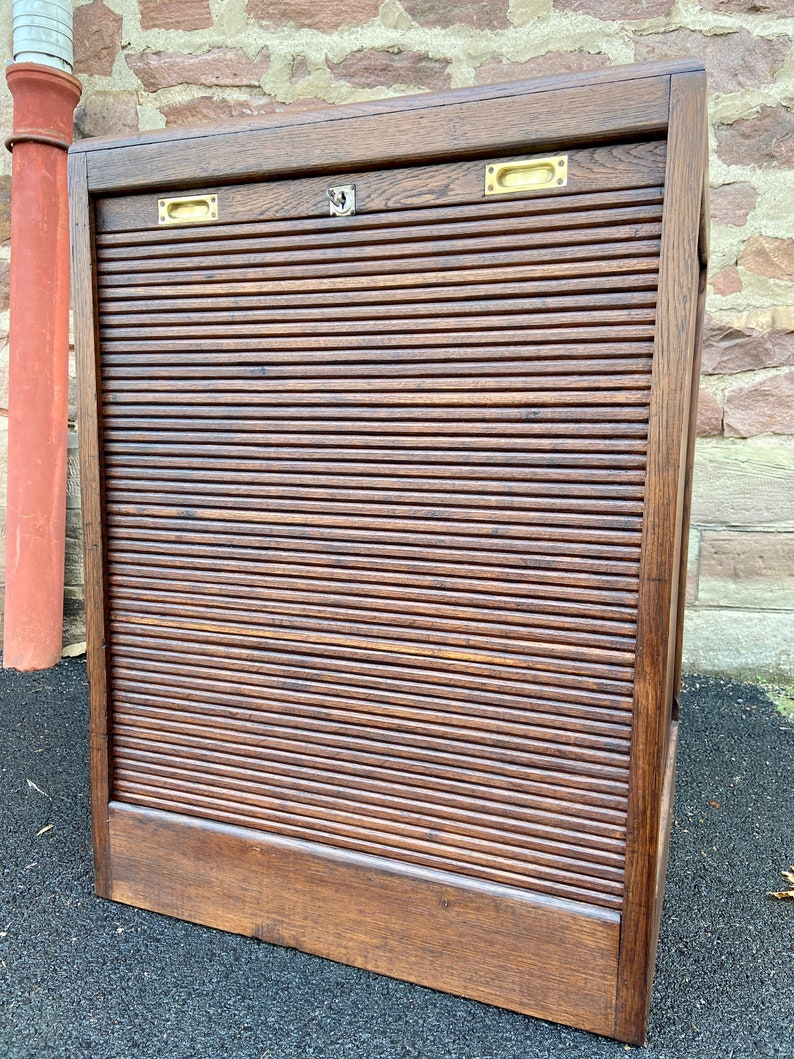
69 61 708 1044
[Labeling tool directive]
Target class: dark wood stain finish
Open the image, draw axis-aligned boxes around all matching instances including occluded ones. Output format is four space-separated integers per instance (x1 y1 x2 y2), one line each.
69 63 708 1044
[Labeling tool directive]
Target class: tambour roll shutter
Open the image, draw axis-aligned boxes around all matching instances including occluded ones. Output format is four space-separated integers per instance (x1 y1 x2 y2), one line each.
69 62 708 1045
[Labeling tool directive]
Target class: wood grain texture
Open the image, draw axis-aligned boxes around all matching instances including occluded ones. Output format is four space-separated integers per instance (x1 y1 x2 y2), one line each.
68 151 112 897
70 62 708 1045
81 70 672 194
672 263 708 702
615 69 708 1046
93 145 666 233
108 802 620 1037
673 107 710 701
93 161 659 916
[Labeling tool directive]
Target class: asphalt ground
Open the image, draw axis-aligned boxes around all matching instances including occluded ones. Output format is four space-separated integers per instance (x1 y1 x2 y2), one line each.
1 659 792 1059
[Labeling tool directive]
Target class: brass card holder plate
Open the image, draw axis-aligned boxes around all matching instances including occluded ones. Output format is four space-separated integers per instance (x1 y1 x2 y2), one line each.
158 194 218 225
484 155 568 195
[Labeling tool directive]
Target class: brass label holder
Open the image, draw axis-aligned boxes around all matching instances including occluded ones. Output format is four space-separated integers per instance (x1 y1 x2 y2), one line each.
158 194 219 225
484 155 568 196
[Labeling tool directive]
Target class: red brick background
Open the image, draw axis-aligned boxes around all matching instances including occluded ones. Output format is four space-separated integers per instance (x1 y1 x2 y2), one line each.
0 0 791 671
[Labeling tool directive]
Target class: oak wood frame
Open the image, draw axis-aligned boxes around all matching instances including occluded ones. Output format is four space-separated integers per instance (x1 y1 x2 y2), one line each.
69 61 709 1045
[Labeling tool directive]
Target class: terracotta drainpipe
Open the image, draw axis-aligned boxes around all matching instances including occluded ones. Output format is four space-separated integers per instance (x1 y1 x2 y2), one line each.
4 39 81 668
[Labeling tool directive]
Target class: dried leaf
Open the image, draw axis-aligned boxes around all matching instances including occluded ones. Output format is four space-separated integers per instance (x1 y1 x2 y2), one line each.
709 800 721 809
769 867 794 899
26 779 51 800
36 824 54 837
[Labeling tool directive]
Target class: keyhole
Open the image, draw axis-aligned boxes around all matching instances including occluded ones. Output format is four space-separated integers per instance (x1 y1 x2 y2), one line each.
327 184 356 217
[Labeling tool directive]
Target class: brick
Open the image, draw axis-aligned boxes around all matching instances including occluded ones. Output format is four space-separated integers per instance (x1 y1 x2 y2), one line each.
0 338 7 413
634 29 790 95
0 175 10 246
702 319 794 374
139 0 213 31
328 50 451 92
697 388 723 436
715 104 794 168
723 370 794 437
0 91 12 144
555 0 673 17
161 95 276 128
475 51 610 85
739 235 794 283
699 0 792 12
66 433 80 511
73 0 122 77
698 530 794 610
68 372 77 424
127 49 269 92
63 586 86 650
0 259 9 313
710 183 757 228
690 437 794 526
401 0 510 29
685 527 700 604
74 91 139 139
65 508 85 587
710 266 742 297
0 421 7 511
268 98 330 114
246 0 380 32
682 609 794 681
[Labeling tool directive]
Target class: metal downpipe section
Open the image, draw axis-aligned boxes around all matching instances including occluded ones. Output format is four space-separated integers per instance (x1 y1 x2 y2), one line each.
3 1 81 669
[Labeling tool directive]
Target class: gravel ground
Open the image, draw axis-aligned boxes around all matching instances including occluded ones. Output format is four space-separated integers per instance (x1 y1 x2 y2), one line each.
1 659 792 1059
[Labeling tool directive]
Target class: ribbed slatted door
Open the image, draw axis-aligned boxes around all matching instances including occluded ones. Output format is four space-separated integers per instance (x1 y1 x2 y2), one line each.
95 144 663 916
70 64 708 1046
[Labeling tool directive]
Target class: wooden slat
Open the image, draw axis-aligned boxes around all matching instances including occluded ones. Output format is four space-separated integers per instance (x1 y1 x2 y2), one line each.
108 627 634 708
96 232 662 289
109 647 634 731
95 182 662 246
108 618 635 701
104 513 643 560
107 578 637 649
112 747 625 863
99 277 660 316
110 740 627 858
97 254 661 301
95 207 664 271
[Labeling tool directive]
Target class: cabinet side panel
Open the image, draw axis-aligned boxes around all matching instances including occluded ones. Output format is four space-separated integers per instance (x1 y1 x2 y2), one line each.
615 70 707 1045
69 150 112 896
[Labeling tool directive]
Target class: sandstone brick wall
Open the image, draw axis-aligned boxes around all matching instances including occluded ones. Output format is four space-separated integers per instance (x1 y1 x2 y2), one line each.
1 0 792 676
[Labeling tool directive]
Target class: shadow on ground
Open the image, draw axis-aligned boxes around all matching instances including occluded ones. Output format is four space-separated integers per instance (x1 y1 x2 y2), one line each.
1 660 792 1058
